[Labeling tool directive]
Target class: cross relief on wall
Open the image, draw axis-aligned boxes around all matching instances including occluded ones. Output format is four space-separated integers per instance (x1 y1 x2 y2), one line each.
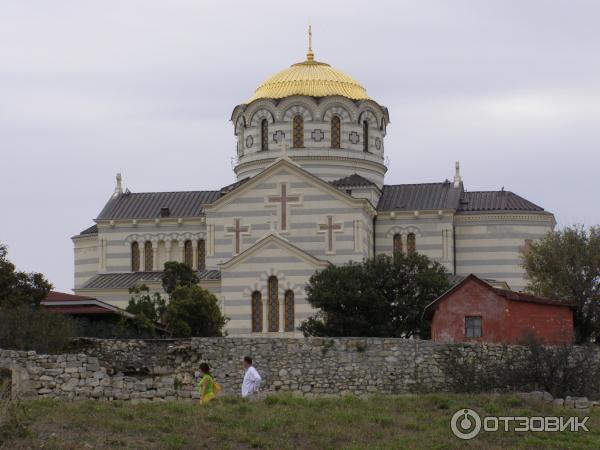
265 183 303 232
225 218 250 255
318 216 344 254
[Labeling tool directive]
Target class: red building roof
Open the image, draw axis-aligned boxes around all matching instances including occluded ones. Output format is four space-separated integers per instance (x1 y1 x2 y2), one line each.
42 291 134 318
44 291 95 302
424 274 576 317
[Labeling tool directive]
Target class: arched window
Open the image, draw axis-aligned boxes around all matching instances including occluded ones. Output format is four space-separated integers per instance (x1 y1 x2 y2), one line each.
284 290 295 332
131 242 140 272
197 239 206 271
407 233 416 255
393 234 402 256
331 115 341 149
292 115 304 148
144 241 153 271
268 276 279 332
363 120 369 152
251 291 263 333
183 240 193 267
261 119 269 151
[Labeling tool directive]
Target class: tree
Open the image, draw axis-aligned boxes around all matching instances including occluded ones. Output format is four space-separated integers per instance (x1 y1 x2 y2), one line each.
0 244 52 308
164 285 227 337
522 225 600 343
161 261 199 294
300 253 451 338
125 285 167 337
0 305 75 353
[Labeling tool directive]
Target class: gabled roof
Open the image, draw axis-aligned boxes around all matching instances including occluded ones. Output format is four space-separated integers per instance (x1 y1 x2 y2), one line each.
424 274 575 318
330 173 377 189
446 274 510 291
457 190 544 212
80 270 221 290
219 232 330 271
205 158 376 214
377 181 462 211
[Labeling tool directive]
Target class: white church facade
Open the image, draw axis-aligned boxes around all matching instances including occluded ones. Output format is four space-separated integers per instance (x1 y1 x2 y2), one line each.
72 37 556 335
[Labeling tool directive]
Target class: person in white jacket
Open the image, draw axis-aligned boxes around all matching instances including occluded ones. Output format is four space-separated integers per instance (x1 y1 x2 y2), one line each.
241 356 262 398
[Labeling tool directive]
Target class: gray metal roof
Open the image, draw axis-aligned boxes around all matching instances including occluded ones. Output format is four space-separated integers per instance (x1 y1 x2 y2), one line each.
81 270 221 290
95 178 251 220
457 191 544 212
330 174 376 188
97 190 221 220
377 182 462 211
79 224 98 235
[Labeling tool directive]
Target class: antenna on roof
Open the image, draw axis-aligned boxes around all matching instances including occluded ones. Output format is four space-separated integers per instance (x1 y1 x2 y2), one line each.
453 161 462 188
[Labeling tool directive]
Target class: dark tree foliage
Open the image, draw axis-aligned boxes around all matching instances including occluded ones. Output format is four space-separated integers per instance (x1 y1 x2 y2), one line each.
0 243 74 352
0 306 75 353
161 261 199 295
522 225 600 343
0 244 52 308
125 285 167 337
300 253 450 338
164 285 227 337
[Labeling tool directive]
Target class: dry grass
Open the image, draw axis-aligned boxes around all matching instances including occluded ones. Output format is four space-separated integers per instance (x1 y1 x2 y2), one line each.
1 393 600 449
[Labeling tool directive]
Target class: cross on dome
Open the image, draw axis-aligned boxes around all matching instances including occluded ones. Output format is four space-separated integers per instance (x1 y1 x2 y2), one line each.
307 25 314 61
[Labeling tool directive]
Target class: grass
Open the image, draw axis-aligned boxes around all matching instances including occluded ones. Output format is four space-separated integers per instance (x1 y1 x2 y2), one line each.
1 393 600 449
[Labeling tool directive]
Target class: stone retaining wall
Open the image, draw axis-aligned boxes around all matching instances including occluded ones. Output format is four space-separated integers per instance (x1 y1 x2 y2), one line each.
0 338 595 401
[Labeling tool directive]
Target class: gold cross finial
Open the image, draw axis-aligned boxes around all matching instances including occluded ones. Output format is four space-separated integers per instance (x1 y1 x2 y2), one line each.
306 25 314 61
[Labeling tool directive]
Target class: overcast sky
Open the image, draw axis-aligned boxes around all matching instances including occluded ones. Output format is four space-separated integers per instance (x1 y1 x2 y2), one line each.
1 0 599 292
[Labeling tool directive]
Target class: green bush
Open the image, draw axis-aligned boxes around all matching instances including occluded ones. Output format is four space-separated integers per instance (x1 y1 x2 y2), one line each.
440 337 600 398
0 372 27 442
0 306 75 353
164 285 227 337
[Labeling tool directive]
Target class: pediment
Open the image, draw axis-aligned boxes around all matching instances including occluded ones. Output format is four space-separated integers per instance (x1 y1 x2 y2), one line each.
218 232 330 271
204 157 375 215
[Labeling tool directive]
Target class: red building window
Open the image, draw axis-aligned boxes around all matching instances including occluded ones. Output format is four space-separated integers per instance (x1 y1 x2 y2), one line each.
465 316 482 338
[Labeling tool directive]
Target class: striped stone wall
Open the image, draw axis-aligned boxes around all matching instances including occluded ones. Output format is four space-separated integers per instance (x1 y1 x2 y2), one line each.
375 212 455 273
454 213 555 291
73 234 100 289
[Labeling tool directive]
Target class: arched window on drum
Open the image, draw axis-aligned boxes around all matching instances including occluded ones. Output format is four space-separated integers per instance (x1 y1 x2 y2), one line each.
261 119 269 151
331 115 341 149
292 115 304 148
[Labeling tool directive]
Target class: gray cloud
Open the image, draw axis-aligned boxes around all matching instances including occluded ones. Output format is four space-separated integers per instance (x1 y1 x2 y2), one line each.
1 0 599 291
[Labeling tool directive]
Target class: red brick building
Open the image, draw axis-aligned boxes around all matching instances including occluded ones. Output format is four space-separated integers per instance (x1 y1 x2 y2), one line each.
424 274 575 345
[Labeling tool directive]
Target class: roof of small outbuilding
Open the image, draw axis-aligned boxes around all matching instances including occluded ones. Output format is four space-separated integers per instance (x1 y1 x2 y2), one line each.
423 274 576 319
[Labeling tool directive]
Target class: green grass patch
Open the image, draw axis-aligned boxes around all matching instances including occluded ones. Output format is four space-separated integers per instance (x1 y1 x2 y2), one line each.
1 393 600 449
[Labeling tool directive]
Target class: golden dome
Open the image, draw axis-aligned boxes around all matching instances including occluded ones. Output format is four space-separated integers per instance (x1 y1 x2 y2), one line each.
246 34 370 103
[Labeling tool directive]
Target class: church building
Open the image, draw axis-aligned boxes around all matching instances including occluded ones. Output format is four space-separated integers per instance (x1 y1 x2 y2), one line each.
72 34 556 335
